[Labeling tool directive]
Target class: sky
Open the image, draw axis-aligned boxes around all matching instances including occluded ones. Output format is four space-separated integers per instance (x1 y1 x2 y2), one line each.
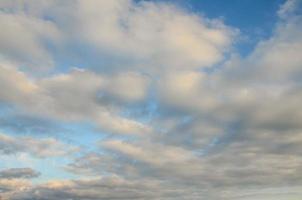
0 0 302 199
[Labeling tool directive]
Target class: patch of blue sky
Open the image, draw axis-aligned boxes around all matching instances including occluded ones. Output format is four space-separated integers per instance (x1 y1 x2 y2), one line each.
59 121 107 152
31 156 79 183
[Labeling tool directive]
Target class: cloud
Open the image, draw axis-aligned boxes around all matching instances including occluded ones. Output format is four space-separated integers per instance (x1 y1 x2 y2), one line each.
1 0 236 73
61 1 302 199
0 61 38 105
158 71 219 114
0 168 40 179
4 177 175 200
103 72 150 103
68 0 235 72
0 0 234 137
0 63 151 135
102 139 194 166
0 179 31 194
0 133 78 158
0 113 62 135
0 10 61 70
0 0 302 199
278 0 300 19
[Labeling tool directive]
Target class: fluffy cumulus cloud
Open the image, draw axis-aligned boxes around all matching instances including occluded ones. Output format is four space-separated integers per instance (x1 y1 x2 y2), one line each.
0 0 302 199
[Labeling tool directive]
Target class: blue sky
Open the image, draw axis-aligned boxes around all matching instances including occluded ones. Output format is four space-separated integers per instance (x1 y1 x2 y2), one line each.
0 0 302 199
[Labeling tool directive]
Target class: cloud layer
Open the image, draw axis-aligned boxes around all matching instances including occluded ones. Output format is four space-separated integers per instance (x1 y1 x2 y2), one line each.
0 0 302 199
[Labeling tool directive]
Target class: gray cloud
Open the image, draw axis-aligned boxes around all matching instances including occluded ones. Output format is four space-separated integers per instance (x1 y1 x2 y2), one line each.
4 177 184 200
0 113 62 135
0 168 40 179
0 133 78 158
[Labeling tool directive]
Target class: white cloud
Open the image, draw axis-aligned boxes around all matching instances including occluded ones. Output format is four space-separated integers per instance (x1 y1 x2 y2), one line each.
104 72 150 103
158 71 219 113
102 139 194 166
96 112 151 135
72 0 235 71
0 61 38 104
0 11 61 70
1 0 235 73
